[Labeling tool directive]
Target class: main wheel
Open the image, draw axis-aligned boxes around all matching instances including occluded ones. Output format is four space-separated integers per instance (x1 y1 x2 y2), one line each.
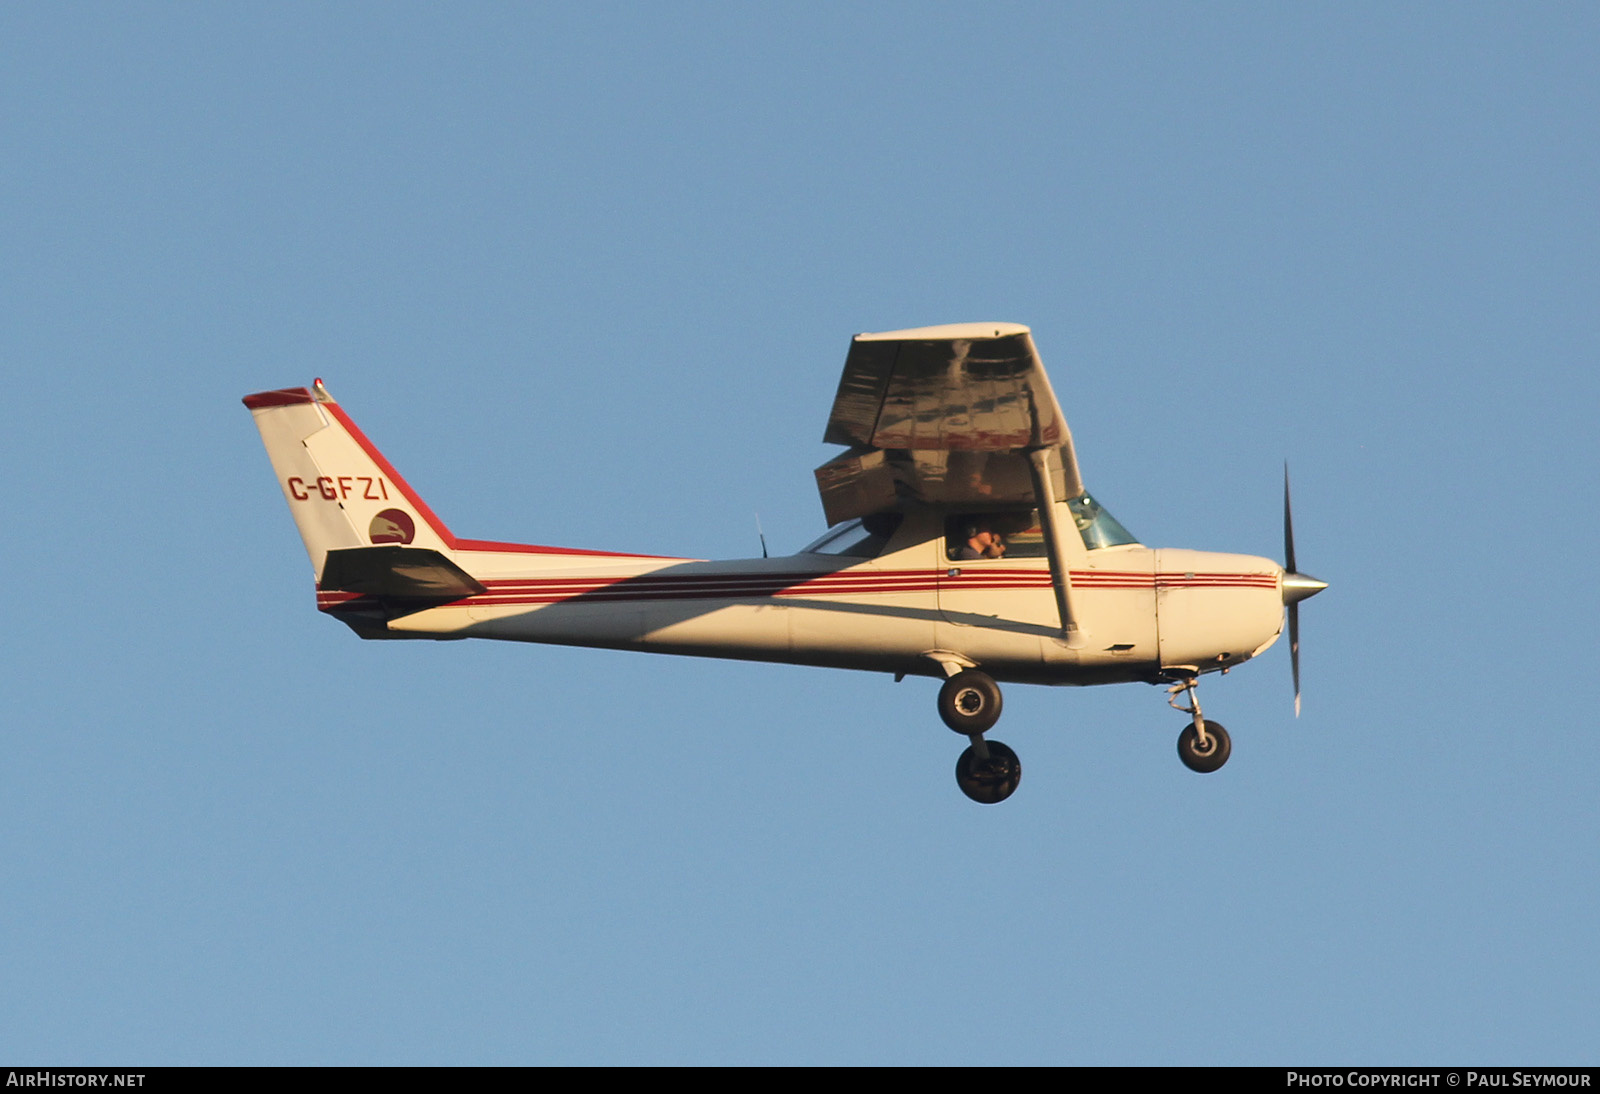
1177 720 1231 773
938 670 1003 735
955 740 1021 804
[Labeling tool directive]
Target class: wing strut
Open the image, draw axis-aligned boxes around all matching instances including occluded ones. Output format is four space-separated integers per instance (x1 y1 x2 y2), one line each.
1026 448 1089 650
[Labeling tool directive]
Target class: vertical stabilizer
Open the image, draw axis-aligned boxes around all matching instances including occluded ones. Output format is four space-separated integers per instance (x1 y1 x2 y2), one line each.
242 381 454 581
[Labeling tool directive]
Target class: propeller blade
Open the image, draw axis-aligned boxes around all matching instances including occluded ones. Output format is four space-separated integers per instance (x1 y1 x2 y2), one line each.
1289 601 1301 717
1283 462 1297 576
1281 464 1325 717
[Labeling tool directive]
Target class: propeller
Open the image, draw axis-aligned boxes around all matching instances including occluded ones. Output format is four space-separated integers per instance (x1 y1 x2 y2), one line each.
1281 465 1328 716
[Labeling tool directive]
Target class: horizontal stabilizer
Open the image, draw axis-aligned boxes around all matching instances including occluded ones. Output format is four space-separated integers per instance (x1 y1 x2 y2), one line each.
320 546 487 600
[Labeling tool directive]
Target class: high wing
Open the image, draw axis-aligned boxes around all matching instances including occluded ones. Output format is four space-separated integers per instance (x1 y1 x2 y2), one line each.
814 323 1084 526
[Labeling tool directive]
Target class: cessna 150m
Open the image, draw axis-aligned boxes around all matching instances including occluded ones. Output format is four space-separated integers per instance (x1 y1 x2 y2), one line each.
245 322 1326 804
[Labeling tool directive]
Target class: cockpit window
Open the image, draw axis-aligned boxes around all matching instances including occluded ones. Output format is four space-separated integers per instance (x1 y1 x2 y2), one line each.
945 494 1138 559
1067 491 1139 550
799 512 903 558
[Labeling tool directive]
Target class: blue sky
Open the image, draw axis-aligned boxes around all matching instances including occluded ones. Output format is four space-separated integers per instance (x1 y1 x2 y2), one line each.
3 2 1596 1064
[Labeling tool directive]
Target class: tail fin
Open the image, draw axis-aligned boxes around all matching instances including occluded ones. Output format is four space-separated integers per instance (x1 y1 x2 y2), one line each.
242 380 455 582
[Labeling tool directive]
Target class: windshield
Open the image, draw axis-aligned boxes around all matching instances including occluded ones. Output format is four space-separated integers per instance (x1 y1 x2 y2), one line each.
1067 491 1139 550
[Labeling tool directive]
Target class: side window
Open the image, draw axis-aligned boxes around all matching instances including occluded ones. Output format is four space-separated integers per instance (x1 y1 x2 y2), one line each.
801 512 904 558
945 511 1047 561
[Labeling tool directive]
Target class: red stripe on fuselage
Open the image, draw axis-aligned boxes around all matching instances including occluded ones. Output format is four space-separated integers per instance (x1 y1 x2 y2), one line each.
315 567 1279 611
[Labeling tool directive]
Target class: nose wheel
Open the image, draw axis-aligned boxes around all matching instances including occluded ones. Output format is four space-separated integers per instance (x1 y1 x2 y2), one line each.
1177 720 1231 773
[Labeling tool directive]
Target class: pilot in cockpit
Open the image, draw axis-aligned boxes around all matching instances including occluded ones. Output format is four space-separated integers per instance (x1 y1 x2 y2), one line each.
955 521 1007 561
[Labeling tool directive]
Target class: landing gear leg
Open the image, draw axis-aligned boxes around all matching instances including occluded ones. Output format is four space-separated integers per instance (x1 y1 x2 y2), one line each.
1169 676 1231 773
934 667 1021 803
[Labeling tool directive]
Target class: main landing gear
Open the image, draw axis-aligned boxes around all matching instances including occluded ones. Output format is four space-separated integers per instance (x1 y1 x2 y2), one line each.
1168 676 1231 774
938 669 1021 805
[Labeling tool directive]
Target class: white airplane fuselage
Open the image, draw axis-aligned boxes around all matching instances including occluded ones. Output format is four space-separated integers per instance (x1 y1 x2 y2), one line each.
323 510 1286 687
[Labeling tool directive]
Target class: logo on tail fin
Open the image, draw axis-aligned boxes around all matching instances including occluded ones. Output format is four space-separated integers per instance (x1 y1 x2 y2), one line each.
369 509 416 545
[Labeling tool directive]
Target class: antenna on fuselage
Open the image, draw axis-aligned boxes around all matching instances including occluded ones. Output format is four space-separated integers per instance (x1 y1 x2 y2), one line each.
754 512 769 559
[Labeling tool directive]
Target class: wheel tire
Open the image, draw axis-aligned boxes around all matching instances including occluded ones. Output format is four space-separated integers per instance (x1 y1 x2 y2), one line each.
938 670 1003 735
1177 720 1231 773
955 740 1022 804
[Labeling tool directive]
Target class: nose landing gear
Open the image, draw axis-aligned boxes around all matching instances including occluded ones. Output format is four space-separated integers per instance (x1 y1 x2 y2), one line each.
1168 676 1231 773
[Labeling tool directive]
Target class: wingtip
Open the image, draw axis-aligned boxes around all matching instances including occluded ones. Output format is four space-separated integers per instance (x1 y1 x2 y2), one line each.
854 321 1031 343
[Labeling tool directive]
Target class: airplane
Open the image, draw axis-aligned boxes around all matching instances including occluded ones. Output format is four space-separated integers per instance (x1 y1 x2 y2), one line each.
243 322 1327 804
